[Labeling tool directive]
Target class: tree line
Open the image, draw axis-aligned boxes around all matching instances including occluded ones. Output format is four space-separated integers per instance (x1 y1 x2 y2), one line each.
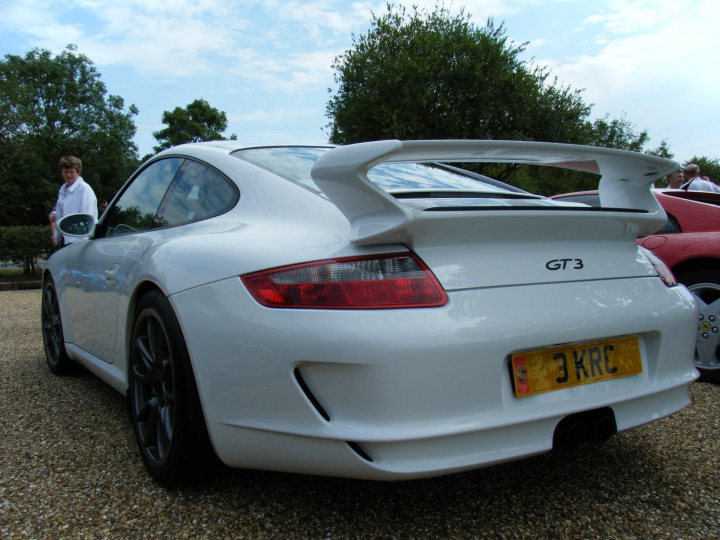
2 5 718 229
326 5 718 194
0 45 235 227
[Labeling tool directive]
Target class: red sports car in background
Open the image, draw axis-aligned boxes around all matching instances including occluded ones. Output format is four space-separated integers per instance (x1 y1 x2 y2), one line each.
552 189 720 381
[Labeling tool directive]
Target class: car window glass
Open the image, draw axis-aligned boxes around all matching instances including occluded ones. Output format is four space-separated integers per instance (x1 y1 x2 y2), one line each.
234 146 520 195
157 160 238 226
236 147 327 192
103 158 183 237
367 162 513 193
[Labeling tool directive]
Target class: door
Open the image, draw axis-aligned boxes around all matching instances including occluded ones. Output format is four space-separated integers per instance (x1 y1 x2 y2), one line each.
63 158 184 362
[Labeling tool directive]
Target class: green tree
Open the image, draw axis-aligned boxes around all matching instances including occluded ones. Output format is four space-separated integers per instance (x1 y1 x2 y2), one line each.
325 4 672 196
153 99 236 152
684 156 720 182
585 115 649 153
0 45 139 226
326 5 590 146
0 226 51 275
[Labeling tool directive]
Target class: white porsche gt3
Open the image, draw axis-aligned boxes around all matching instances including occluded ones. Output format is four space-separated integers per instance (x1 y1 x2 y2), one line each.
42 140 698 486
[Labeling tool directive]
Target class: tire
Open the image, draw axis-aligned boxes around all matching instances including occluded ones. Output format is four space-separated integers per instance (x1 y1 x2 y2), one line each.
41 278 76 375
128 290 214 486
676 267 720 382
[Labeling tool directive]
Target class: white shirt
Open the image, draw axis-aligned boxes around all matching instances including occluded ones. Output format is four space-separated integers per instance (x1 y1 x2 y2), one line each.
681 177 720 193
50 177 98 244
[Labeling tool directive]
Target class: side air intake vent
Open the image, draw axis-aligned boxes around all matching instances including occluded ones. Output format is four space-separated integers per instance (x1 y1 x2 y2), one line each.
293 367 330 421
347 442 373 463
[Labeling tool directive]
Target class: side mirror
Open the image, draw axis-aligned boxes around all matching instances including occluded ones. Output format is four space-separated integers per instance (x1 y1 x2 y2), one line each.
57 213 97 239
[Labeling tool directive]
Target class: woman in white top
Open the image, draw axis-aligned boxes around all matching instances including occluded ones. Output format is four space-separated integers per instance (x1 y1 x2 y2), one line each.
48 155 98 247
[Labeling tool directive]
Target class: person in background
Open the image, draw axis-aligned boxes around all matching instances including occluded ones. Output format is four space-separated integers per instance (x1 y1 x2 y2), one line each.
681 163 720 193
49 155 98 247
666 170 684 189
98 198 108 215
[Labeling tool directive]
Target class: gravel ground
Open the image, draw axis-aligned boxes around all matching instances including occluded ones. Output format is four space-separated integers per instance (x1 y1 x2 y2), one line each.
1 289 718 539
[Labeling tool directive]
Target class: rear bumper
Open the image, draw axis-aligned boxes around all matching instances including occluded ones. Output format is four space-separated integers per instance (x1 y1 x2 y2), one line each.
172 275 697 479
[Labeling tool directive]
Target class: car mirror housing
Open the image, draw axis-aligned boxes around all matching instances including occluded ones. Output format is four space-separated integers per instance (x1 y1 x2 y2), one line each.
57 213 96 239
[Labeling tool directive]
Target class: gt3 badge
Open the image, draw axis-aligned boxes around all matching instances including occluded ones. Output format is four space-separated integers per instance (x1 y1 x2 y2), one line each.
546 258 584 270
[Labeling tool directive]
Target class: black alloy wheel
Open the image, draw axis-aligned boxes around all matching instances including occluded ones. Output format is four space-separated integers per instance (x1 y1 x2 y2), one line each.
128 290 214 486
130 306 176 468
41 279 75 375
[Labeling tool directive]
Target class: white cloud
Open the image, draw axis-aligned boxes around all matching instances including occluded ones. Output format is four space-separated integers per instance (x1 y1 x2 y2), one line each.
231 108 309 123
4 0 718 159
582 0 687 33
544 0 720 159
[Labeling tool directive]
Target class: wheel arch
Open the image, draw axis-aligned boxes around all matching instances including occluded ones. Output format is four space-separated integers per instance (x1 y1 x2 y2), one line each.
672 258 720 282
124 280 170 377
125 282 217 483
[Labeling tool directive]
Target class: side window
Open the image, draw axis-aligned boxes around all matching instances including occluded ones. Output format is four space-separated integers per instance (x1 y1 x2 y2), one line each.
102 158 183 237
157 160 238 226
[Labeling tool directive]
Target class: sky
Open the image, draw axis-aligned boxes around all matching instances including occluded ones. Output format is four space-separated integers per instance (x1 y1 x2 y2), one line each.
2 0 718 163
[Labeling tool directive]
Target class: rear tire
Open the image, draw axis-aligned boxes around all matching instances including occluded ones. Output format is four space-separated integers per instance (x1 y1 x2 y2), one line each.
676 267 720 382
41 278 76 375
128 290 214 486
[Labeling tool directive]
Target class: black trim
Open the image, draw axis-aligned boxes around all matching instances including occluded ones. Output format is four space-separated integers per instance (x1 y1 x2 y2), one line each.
293 368 331 422
347 442 374 462
423 206 649 213
393 191 540 200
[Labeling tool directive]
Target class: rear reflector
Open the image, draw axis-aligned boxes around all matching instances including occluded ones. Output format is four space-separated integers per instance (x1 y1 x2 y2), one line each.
242 253 448 309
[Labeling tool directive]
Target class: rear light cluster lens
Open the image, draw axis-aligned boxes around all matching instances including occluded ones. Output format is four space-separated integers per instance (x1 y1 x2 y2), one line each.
242 253 448 309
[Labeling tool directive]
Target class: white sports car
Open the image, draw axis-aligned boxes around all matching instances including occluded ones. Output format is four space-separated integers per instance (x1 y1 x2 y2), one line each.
43 140 698 486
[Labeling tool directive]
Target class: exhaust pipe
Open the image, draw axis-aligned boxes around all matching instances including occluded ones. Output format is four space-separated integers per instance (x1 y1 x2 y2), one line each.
553 407 617 451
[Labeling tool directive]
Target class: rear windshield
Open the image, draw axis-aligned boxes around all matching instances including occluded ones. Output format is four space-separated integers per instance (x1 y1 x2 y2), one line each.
233 146 524 195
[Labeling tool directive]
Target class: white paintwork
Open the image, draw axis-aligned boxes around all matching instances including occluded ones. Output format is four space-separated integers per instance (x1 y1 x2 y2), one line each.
311 140 676 244
46 139 698 480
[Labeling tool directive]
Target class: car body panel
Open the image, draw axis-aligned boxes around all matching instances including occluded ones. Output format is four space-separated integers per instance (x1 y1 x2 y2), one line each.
638 231 720 269
311 140 674 244
551 189 720 272
45 140 698 480
171 274 696 478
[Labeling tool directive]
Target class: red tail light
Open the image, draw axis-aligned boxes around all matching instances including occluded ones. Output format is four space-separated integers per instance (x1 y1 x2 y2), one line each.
242 253 448 309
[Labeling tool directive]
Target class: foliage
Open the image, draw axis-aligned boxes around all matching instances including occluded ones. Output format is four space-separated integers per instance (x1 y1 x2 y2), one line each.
585 115 649 153
0 45 139 226
325 4 691 196
0 226 51 275
327 5 589 146
153 99 237 152
645 139 673 159
684 156 720 182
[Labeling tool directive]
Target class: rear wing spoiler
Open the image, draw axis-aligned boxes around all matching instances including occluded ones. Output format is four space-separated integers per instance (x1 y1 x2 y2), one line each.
311 140 680 245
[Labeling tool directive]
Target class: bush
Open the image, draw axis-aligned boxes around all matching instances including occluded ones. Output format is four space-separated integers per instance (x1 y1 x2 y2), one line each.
0 226 52 275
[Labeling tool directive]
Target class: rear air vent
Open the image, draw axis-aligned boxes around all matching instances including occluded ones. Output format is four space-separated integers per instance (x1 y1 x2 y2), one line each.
347 442 374 463
293 367 330 421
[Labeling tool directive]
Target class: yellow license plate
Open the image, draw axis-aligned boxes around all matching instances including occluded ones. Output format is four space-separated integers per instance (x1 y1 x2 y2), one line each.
510 336 642 398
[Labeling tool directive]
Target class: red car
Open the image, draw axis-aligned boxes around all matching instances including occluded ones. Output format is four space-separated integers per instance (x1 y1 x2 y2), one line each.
552 189 720 381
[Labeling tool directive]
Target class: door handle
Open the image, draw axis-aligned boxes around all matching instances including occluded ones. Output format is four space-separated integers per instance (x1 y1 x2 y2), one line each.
104 264 120 286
